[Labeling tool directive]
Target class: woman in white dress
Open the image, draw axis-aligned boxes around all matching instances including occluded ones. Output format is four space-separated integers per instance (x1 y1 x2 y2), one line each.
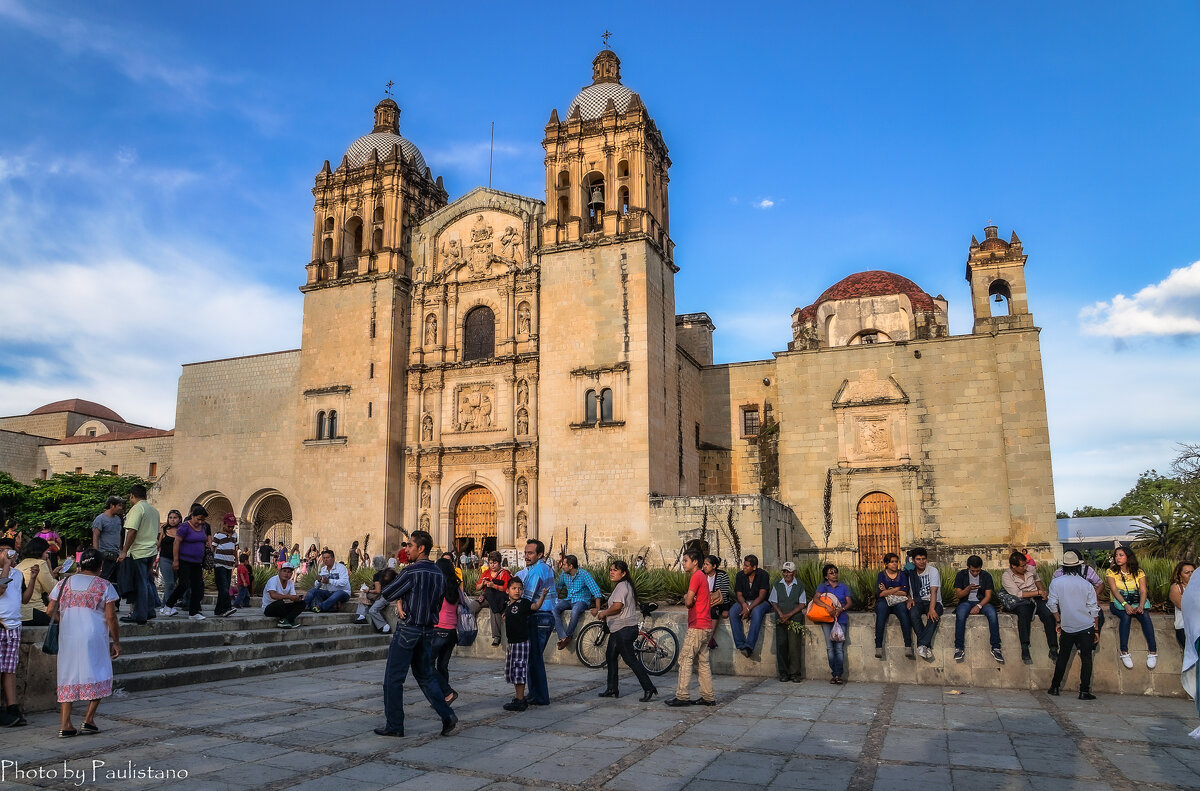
45 548 120 738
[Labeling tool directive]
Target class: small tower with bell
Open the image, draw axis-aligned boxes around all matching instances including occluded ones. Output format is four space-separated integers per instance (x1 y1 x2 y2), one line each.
966 223 1034 333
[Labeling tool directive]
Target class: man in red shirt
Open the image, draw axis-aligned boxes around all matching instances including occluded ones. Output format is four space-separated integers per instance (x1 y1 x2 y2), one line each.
666 548 714 707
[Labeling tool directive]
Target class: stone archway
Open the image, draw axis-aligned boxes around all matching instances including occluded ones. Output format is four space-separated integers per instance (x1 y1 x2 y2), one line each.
452 485 497 555
195 491 234 531
247 491 293 554
856 491 899 569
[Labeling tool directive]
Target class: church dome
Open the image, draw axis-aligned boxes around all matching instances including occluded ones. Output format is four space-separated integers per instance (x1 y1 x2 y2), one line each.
29 399 124 422
812 271 939 312
567 82 637 121
344 131 427 172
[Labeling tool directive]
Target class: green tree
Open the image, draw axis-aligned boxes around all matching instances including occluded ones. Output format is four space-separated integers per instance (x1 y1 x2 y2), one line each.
25 471 151 543
1112 470 1183 515
0 472 33 525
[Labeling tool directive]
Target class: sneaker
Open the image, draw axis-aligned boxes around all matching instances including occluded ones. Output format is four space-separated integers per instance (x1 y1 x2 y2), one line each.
991 648 1005 664
904 646 915 660
917 645 932 661
1119 653 1133 669
159 607 177 617
281 621 296 630
1146 654 1157 670
220 608 238 617
311 607 321 613
491 637 501 646
502 698 528 712
874 647 883 659
354 616 367 624
664 698 693 707
740 647 752 658
381 624 391 634
188 613 206 621
1048 648 1059 663
276 619 289 627
119 616 146 625
1021 645 1032 664
954 648 965 663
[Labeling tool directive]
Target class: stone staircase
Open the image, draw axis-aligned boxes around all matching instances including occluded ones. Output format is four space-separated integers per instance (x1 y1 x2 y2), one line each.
111 595 390 694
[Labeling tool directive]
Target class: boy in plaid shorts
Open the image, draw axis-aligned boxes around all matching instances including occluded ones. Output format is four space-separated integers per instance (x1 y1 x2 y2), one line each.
502 578 534 711
1 547 32 726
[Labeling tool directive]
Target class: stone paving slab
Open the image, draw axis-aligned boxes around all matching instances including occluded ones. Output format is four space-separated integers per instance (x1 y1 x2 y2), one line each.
1 658 1198 791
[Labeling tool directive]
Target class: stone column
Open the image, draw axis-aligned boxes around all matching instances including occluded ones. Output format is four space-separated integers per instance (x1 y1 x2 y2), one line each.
406 470 420 538
430 472 444 552
504 373 518 442
527 467 539 542
527 372 539 436
502 467 517 550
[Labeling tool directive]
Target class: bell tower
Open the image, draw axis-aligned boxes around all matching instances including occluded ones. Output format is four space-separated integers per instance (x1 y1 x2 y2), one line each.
966 223 1033 333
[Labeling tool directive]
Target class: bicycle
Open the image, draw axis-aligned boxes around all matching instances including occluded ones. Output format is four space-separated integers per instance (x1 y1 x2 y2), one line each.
574 602 680 675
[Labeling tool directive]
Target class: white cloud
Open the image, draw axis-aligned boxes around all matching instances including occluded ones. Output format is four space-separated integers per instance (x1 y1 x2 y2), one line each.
1080 259 1200 337
754 199 775 209
425 140 532 173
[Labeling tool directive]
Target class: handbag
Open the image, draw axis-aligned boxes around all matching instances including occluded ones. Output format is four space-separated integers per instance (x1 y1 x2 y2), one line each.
997 589 1022 611
456 588 478 647
710 586 724 606
806 592 840 623
202 546 215 571
42 621 59 655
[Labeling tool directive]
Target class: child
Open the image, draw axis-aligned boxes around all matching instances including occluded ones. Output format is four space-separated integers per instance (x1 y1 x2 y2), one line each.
502 578 533 712
233 554 252 608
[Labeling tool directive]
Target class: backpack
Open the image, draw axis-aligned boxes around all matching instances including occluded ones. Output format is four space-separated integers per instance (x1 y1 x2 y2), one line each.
455 587 478 646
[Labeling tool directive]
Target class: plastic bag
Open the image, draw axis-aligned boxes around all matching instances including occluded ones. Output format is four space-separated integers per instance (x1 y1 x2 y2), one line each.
830 621 845 642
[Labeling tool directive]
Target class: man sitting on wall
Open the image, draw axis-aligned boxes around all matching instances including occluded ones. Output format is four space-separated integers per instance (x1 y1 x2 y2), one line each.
953 554 1004 665
555 555 603 650
1001 550 1060 664
304 549 351 613
730 554 772 658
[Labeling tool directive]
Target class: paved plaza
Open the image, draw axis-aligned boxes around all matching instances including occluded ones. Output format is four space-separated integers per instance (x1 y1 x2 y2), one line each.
3 657 1199 791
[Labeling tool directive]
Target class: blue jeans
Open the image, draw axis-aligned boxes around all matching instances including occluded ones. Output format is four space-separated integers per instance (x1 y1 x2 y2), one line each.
820 621 846 677
382 624 454 732
874 599 913 648
910 600 943 648
954 601 1001 650
129 557 158 622
553 600 589 640
729 601 772 650
214 566 233 614
1109 601 1157 653
233 585 250 608
526 611 555 705
304 588 349 613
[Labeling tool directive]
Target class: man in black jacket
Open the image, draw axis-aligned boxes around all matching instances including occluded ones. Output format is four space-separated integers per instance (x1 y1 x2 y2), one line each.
952 555 1004 664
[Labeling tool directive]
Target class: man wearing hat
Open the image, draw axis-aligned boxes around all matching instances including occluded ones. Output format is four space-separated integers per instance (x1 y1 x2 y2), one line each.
262 565 305 628
769 562 807 682
1046 551 1100 700
212 514 240 617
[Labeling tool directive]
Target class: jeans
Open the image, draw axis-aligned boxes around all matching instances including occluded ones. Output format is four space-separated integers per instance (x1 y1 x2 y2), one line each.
129 556 158 622
954 601 1001 650
468 597 504 641
382 623 454 732
1108 602 1157 653
775 621 804 679
606 624 655 693
1010 598 1058 650
159 560 184 606
214 566 233 614
729 601 772 651
264 599 306 623
304 588 350 613
820 622 846 677
526 611 555 705
874 599 913 648
165 560 204 615
1050 628 1095 692
554 600 590 640
357 598 391 630
910 600 943 648
431 627 458 696
675 627 715 702
233 585 250 608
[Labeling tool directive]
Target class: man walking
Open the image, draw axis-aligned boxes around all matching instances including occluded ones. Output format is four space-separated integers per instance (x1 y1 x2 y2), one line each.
91 496 125 583
212 515 239 617
906 547 942 661
376 531 457 737
770 561 806 682
1047 551 1100 700
521 539 557 706
666 548 714 706
116 485 160 625
554 554 602 650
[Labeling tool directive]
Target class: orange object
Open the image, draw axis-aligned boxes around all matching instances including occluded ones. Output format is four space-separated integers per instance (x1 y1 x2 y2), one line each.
806 592 840 623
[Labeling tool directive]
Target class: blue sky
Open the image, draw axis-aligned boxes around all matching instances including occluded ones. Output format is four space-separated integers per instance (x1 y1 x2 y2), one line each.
1 1 1198 511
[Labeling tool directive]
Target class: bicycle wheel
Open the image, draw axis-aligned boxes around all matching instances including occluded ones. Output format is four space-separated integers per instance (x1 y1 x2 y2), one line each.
575 621 609 669
636 626 679 675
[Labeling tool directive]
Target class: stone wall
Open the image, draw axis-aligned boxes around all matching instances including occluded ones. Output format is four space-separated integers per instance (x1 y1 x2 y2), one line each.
0 429 54 483
39 434 174 482
648 494 798 567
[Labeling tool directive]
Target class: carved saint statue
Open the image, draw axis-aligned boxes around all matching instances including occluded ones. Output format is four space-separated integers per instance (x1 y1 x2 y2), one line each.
516 477 528 506
499 225 522 262
516 378 528 405
440 237 463 271
517 302 531 336
420 481 431 509
516 408 529 436
424 314 437 346
516 511 528 542
478 393 493 428
420 514 430 532
421 414 433 442
468 214 494 276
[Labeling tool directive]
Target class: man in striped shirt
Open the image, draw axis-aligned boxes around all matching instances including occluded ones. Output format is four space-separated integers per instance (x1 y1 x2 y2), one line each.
212 515 239 617
376 530 457 738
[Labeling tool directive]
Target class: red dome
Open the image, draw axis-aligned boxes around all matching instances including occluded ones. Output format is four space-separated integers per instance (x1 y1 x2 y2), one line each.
29 399 124 422
978 237 1010 252
813 270 938 312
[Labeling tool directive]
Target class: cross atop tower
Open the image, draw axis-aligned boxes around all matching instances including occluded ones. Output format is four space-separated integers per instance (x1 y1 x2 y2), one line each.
601 30 612 49
384 80 395 98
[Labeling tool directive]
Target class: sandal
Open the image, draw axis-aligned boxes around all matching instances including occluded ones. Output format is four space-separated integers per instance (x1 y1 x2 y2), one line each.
445 691 459 705
59 728 78 738
82 721 100 734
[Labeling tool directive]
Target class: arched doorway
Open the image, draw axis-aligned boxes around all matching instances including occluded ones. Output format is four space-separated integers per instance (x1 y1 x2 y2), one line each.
196 492 233 533
251 494 293 554
453 486 497 555
856 492 899 569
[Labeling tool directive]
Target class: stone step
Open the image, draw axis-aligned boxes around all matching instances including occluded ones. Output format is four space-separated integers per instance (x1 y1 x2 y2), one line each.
118 622 369 654
115 630 389 674
115 644 390 694
118 612 360 637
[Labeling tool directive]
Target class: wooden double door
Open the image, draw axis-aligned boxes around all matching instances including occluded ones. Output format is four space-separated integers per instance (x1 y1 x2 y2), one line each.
856 492 899 568
453 486 497 554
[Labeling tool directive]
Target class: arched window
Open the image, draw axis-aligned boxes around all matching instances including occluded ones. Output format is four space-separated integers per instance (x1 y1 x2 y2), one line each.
327 410 338 438
557 170 570 188
373 228 384 250
617 159 629 178
618 187 630 215
315 411 327 440
324 216 335 232
374 206 385 222
599 388 613 422
585 390 598 423
462 306 495 361
344 217 364 257
322 237 333 260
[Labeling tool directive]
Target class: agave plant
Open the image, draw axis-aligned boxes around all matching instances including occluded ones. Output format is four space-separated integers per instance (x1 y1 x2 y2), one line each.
1130 495 1185 557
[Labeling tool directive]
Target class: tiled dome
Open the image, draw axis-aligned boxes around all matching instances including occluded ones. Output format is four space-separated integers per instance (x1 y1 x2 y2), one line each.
29 399 123 422
567 82 636 121
344 132 427 172
815 271 938 312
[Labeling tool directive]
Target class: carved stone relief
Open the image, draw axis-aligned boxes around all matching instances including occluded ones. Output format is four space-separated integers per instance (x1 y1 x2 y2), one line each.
517 302 531 335
516 408 529 436
420 514 431 532
516 477 527 506
499 226 523 263
455 383 496 431
420 481 431 509
516 511 528 542
435 211 526 282
516 378 529 405
856 418 892 457
421 414 434 442
424 314 437 345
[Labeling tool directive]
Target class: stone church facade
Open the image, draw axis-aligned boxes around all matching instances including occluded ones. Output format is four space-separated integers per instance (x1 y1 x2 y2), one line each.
0 49 1056 567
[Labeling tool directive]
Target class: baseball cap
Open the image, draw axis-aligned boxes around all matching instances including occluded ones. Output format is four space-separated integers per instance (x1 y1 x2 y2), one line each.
781 561 796 572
